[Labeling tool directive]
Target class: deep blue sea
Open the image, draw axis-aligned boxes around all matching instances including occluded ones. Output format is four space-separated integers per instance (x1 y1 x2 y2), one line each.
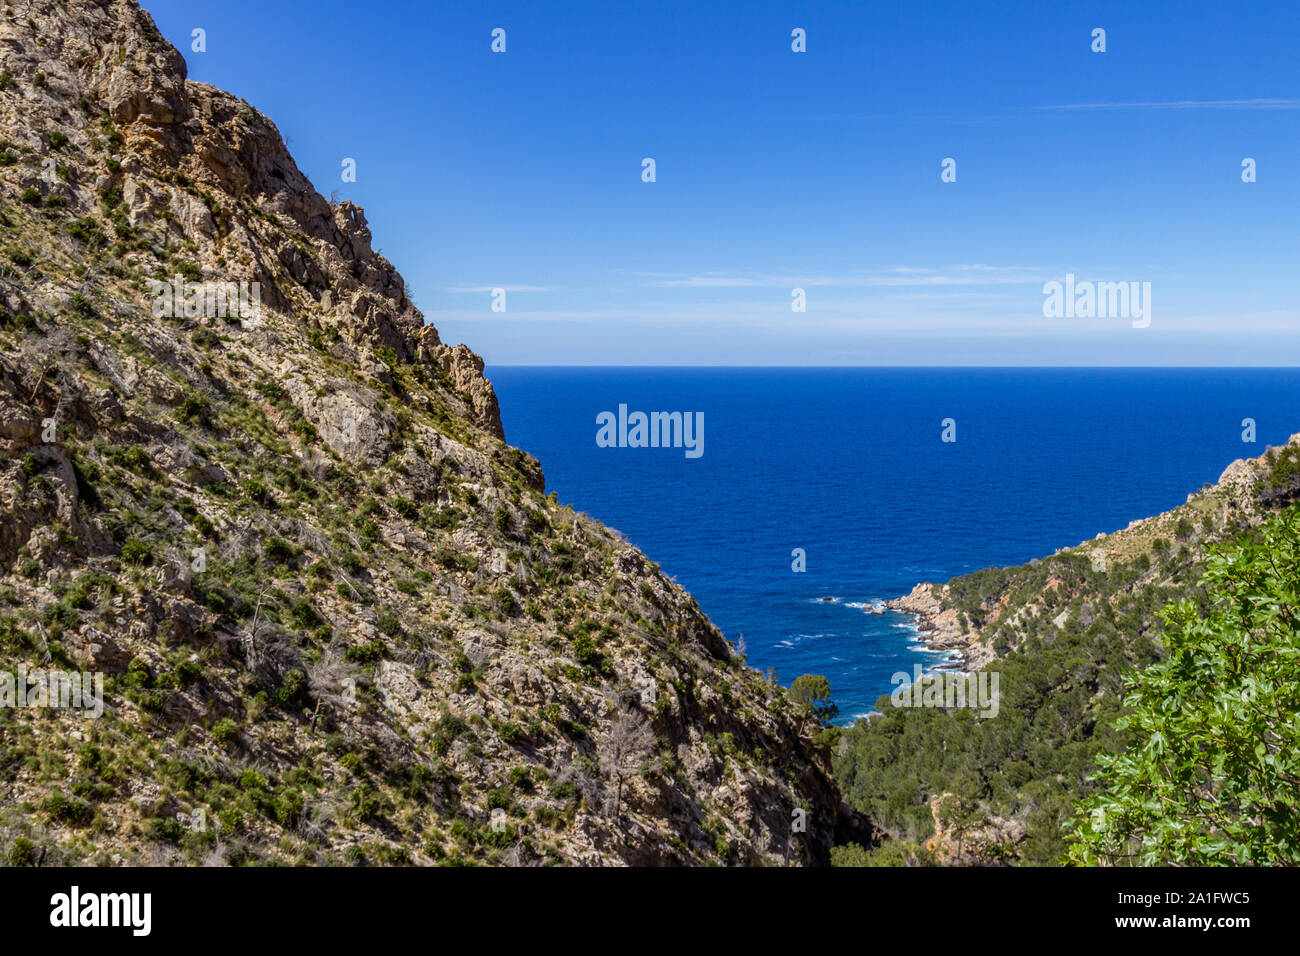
488 368 1300 724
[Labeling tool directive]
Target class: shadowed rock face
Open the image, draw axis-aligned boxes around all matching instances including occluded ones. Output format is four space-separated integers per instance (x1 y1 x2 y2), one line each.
0 0 862 866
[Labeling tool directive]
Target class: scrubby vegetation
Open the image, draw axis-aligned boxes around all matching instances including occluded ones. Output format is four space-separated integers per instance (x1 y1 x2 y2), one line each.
1067 506 1300 865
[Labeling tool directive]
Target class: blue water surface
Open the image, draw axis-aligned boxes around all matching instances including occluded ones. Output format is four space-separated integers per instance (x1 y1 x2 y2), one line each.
488 368 1300 723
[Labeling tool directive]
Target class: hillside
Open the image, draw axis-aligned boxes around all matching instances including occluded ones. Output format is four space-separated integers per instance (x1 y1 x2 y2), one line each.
0 0 865 866
834 436 1300 865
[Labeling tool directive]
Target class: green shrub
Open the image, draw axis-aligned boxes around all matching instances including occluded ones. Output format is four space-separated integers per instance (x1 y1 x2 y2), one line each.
110 444 154 475
243 479 272 504
69 293 95 317
120 538 152 566
8 838 36 866
289 598 323 629
348 784 385 822
1068 508 1300 865
210 718 239 746
179 393 209 423
498 722 526 745
508 766 535 792
146 817 184 842
174 659 202 687
372 843 409 865
238 769 268 792
66 215 105 248
273 788 305 825
571 633 600 668
346 639 385 664
41 795 93 827
272 669 308 709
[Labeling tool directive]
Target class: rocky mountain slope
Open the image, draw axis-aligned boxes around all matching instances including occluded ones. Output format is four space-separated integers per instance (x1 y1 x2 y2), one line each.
0 0 863 866
836 435 1300 865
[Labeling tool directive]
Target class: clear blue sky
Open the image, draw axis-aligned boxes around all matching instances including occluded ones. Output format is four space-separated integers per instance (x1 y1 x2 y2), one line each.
145 0 1300 365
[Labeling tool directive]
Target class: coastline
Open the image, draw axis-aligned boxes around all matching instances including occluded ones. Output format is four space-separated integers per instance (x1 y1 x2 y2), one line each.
885 582 995 672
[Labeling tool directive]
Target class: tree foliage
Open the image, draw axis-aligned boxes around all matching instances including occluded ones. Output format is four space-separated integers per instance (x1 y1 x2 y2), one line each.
1067 508 1300 865
832 513 1207 863
790 674 839 725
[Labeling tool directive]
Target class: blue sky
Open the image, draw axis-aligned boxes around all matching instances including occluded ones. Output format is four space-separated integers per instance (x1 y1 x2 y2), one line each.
145 0 1300 365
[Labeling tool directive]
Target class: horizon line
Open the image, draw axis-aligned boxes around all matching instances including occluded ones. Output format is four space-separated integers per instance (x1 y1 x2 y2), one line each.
482 363 1300 370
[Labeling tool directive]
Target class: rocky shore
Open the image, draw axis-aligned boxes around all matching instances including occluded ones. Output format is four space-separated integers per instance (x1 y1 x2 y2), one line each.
884 582 997 672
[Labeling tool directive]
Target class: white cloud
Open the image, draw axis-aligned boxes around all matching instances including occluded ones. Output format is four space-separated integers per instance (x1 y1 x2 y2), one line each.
1034 98 1300 112
632 264 1052 289
442 284 559 294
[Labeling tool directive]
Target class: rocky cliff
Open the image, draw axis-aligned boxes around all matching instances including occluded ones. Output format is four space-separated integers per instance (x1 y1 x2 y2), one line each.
0 0 863 865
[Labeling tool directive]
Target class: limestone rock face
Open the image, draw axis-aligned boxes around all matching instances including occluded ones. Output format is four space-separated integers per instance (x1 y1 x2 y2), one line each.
0 0 859 867
5 0 499 427
280 372 396 466
427 342 505 439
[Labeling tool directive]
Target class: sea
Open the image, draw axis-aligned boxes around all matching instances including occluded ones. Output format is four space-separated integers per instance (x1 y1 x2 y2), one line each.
488 367 1300 725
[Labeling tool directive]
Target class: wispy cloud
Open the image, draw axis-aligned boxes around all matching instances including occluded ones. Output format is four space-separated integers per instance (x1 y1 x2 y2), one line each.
632 265 1051 289
1033 98 1300 112
442 284 559 294
428 306 1300 338
779 99 1300 125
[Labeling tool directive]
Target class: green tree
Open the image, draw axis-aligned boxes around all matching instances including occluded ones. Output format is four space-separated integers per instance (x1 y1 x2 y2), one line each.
936 792 987 863
790 674 839 726
1066 508 1300 865
831 840 938 867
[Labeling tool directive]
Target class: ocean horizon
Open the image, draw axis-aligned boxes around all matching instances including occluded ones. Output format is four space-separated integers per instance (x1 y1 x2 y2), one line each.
490 366 1300 724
